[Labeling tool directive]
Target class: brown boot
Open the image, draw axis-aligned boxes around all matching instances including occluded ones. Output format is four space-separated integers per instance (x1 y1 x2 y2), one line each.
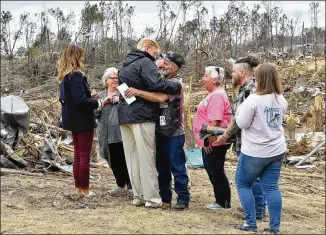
161 202 171 210
235 211 246 220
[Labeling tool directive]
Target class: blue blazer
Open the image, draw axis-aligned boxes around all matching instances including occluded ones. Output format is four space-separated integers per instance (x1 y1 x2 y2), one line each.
59 71 99 132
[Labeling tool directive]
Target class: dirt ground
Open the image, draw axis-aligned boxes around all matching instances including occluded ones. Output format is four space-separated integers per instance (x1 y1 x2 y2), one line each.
1 152 325 234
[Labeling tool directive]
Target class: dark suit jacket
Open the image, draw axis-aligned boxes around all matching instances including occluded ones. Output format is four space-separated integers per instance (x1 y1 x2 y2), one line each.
59 71 98 132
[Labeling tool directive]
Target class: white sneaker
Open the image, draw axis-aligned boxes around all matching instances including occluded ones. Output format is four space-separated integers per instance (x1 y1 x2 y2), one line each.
206 202 229 210
145 201 162 208
82 191 96 197
108 187 125 195
132 197 145 206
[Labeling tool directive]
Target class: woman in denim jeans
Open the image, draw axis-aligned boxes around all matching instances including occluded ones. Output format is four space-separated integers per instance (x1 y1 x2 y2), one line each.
225 63 287 234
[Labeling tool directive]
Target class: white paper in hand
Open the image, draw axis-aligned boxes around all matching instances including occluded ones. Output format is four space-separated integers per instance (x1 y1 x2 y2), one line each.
117 83 136 105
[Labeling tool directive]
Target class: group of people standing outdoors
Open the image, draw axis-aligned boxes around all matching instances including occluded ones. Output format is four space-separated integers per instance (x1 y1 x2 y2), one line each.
58 37 287 234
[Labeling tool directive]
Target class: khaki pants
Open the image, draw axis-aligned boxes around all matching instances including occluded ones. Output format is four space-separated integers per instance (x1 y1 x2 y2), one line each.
120 122 161 204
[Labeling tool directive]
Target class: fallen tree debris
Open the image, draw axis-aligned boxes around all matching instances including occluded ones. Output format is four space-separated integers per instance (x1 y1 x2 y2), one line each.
1 168 44 177
296 140 325 167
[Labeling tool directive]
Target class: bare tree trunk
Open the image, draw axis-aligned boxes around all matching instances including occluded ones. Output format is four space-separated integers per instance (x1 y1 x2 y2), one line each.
301 21 305 54
287 113 296 142
313 25 317 72
314 96 324 132
310 1 320 72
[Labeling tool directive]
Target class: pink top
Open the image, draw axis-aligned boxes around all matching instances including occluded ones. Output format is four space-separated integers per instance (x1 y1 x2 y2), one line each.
193 88 231 147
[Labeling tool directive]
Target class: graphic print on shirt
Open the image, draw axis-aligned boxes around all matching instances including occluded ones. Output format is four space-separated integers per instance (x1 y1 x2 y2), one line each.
199 97 209 107
264 107 282 129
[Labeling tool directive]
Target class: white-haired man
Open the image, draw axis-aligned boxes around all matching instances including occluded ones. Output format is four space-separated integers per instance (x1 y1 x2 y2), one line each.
156 58 165 72
118 39 182 208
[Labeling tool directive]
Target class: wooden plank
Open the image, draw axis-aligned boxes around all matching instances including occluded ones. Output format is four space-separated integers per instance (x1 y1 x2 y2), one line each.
0 168 43 177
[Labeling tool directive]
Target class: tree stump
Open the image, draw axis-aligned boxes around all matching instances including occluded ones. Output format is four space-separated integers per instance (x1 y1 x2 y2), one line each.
287 111 297 142
313 95 324 132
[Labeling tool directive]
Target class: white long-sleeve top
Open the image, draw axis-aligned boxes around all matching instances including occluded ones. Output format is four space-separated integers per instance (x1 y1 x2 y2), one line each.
235 93 288 158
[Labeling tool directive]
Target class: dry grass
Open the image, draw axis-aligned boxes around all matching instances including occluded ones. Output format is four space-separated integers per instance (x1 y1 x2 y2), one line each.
1 158 325 234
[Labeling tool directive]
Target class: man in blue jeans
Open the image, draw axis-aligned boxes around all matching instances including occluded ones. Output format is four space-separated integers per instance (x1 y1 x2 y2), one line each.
215 56 267 219
155 52 189 210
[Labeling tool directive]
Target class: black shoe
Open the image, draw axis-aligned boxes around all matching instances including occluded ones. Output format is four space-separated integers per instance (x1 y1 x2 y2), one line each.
263 228 281 234
234 224 258 232
172 202 189 210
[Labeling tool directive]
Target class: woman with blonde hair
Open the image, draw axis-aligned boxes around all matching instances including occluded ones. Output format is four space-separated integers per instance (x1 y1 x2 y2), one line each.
232 63 287 234
96 67 131 196
58 45 110 196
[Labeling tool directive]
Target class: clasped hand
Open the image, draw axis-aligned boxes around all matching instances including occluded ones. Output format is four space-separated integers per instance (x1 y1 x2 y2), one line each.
214 135 228 145
206 125 228 145
102 96 119 105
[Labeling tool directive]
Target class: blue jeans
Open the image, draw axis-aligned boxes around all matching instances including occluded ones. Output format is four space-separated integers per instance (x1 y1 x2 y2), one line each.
235 152 285 231
237 151 266 218
156 134 190 205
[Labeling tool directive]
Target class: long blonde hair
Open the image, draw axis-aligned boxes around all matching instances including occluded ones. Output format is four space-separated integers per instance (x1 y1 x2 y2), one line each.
57 45 84 83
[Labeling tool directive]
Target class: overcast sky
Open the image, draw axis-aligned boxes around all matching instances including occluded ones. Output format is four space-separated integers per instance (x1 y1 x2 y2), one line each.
1 1 325 47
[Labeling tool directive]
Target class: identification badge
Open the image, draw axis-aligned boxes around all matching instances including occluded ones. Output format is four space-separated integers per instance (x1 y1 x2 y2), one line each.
160 116 166 126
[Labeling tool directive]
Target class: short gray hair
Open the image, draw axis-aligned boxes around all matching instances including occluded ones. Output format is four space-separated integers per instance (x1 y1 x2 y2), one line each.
102 67 118 88
205 66 225 85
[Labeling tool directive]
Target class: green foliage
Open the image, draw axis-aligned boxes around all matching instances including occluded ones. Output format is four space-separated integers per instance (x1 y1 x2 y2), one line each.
27 45 43 58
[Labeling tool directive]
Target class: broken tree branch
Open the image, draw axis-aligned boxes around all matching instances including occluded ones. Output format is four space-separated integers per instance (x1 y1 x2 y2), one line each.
0 168 43 177
296 140 325 167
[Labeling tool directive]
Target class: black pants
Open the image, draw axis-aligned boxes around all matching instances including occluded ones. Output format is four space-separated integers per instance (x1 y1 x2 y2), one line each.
202 144 231 208
108 142 131 189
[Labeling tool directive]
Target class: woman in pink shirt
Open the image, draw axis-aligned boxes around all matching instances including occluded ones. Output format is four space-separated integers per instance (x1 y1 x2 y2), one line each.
193 66 232 210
